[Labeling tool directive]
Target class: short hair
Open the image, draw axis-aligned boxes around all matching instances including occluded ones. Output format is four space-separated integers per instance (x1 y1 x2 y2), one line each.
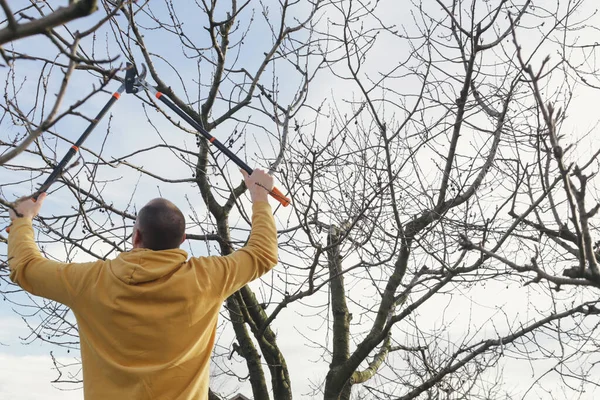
136 198 185 250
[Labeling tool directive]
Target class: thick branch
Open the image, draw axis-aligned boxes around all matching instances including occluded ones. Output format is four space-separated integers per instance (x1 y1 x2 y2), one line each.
239 286 292 400
225 296 270 400
350 333 391 384
0 0 97 46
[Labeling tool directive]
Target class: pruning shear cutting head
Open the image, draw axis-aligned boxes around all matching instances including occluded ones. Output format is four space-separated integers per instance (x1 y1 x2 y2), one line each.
125 63 147 94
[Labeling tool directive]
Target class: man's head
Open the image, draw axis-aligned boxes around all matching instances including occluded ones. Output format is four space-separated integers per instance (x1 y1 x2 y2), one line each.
132 198 186 250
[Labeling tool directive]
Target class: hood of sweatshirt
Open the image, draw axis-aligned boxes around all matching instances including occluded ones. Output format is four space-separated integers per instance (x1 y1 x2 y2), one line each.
109 248 189 285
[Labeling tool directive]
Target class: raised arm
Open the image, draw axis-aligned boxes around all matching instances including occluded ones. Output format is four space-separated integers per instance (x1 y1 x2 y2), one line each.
7 194 100 306
195 169 279 299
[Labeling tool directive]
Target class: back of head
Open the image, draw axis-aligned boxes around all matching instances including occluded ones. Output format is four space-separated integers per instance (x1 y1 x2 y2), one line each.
136 198 185 250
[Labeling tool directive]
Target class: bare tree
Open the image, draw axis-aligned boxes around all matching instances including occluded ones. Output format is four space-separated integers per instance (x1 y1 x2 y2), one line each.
2 1 600 400
0 1 123 168
278 0 600 398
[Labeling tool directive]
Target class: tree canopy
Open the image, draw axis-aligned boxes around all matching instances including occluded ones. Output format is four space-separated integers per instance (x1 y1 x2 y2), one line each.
2 1 600 399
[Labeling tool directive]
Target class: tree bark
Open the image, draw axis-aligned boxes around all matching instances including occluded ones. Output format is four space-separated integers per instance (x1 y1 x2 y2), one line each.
0 0 98 46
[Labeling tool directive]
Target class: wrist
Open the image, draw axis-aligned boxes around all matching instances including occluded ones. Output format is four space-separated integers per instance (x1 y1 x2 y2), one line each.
10 216 33 224
250 191 269 203
9 214 26 222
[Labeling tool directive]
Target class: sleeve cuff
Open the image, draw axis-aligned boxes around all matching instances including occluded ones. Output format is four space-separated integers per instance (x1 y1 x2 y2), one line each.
252 201 272 212
9 217 33 232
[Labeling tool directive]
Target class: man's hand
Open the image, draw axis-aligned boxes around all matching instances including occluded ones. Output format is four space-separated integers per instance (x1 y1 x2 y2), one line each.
241 169 274 203
9 193 47 221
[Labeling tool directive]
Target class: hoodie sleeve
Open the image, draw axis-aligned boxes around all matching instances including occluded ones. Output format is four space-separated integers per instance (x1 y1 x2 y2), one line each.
7 218 101 307
196 201 278 299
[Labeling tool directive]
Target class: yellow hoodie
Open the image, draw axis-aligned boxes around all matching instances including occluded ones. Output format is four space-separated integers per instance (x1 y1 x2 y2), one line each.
7 201 278 400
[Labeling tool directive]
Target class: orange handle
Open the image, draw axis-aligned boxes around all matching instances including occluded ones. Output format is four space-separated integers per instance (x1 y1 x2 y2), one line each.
269 186 291 207
6 226 10 233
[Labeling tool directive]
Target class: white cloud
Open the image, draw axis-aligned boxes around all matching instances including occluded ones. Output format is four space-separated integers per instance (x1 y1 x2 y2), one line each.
0 315 81 399
0 353 82 400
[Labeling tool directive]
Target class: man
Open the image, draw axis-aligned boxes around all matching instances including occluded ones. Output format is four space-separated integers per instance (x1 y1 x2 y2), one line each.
7 169 278 400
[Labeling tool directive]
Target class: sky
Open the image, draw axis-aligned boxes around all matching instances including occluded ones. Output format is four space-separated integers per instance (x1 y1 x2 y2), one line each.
0 1 337 398
2 0 600 399
0 314 82 400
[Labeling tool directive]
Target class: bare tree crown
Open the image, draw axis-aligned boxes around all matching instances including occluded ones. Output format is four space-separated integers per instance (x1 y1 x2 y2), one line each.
2 1 600 399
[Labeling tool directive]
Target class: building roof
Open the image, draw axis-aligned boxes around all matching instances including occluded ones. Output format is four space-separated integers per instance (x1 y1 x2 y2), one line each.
229 394 251 400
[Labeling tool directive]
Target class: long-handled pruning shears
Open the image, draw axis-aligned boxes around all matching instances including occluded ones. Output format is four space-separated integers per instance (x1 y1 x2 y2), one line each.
4 66 140 232
5 63 290 231
31 66 141 200
125 63 291 207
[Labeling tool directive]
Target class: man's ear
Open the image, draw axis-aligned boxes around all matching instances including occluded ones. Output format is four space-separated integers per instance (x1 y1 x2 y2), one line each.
180 233 186 245
133 228 143 248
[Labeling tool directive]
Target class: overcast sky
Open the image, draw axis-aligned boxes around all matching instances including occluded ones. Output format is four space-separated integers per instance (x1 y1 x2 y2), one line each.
2 0 600 399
